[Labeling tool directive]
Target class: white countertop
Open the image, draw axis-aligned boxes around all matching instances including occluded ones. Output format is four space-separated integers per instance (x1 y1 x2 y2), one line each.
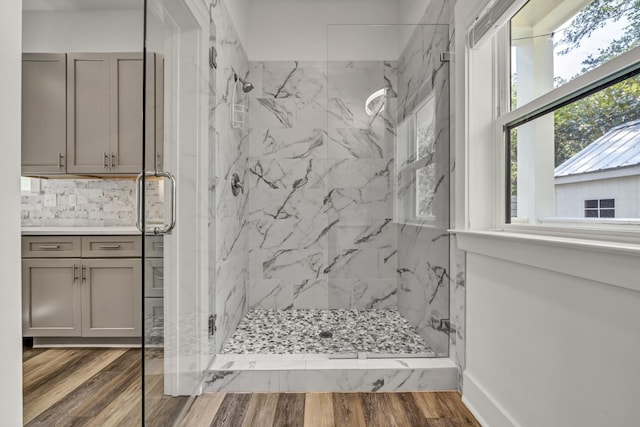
22 226 140 236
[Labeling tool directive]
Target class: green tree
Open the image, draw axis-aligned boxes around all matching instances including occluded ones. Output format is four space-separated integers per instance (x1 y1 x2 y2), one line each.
553 0 640 166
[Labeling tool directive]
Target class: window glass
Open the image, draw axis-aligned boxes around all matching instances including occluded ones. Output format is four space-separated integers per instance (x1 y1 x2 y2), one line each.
395 96 438 223
510 0 640 110
507 72 640 223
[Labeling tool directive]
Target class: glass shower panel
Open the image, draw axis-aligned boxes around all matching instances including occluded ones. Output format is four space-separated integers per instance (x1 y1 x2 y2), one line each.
142 0 214 423
327 24 451 358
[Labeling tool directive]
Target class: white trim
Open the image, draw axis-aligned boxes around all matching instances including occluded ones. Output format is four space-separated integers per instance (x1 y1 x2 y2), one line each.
554 164 640 185
454 229 640 293
462 371 521 427
498 45 640 129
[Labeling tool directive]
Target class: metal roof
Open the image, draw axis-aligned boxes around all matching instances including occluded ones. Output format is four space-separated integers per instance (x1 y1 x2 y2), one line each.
554 120 640 177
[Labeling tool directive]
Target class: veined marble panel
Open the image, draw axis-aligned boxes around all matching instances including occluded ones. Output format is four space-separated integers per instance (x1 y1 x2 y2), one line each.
203 364 457 392
211 0 252 353
397 225 450 357
328 279 398 310
249 128 326 159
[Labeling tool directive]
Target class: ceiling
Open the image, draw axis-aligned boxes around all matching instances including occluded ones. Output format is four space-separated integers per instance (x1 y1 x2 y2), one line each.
250 0 399 3
23 0 143 12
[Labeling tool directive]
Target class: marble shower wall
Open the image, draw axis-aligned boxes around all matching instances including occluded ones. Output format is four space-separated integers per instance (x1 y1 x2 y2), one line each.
396 21 452 357
211 0 251 352
246 60 398 311
21 178 163 227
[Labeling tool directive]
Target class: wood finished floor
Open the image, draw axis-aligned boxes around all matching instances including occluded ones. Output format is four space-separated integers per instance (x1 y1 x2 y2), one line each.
23 347 187 426
181 392 481 427
24 347 481 427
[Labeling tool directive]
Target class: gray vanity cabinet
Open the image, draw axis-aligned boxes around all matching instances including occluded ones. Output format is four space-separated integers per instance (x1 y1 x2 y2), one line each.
21 235 142 339
22 259 83 337
21 53 67 175
81 259 141 337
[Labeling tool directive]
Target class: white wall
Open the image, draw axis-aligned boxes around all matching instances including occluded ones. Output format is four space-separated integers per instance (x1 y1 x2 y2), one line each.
23 9 165 53
247 2 400 60
0 0 23 424
464 252 640 427
455 0 640 425
399 0 430 24
223 0 250 49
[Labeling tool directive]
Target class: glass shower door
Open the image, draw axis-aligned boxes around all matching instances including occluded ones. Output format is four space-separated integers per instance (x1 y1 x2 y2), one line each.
141 0 214 423
326 24 451 359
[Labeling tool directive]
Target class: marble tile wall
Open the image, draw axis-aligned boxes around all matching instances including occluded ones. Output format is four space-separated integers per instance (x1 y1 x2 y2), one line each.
395 17 452 357
21 178 163 227
210 0 251 352
245 60 398 312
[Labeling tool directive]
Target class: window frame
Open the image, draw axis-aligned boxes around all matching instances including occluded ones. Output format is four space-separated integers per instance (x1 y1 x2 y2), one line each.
494 12 640 234
395 94 439 226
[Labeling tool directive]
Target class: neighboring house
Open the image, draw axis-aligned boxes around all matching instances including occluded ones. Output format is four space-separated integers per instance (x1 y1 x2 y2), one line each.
554 120 640 219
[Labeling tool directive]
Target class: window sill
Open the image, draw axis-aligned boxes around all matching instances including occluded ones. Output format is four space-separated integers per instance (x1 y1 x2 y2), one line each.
451 229 640 293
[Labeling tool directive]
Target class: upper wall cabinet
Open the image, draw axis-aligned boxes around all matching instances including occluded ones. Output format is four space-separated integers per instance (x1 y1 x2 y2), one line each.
22 53 67 175
67 53 159 175
22 52 163 176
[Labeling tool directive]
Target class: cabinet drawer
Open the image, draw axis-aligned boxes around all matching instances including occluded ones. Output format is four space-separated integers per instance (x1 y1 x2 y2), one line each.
22 236 81 258
81 236 142 258
144 258 164 297
145 235 164 258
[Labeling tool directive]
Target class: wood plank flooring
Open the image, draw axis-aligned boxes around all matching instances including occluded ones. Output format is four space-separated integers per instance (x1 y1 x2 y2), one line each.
24 347 481 427
23 347 187 426
181 392 481 427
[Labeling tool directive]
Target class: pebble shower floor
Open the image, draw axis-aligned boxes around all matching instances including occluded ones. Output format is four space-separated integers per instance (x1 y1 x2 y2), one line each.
222 309 435 356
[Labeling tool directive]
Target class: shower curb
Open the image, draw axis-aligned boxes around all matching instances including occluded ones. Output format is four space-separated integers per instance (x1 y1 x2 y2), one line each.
202 355 458 392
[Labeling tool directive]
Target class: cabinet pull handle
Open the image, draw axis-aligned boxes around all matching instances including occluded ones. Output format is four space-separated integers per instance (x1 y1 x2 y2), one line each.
111 153 116 169
98 244 121 249
81 265 86 281
38 245 60 250
58 153 64 169
104 152 109 168
73 265 79 282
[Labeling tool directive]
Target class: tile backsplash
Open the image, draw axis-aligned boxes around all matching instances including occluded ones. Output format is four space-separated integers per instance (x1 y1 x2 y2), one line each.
21 178 164 227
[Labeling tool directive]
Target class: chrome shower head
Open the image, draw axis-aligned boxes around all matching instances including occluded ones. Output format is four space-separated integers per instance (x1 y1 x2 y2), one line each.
235 73 254 93
241 80 254 93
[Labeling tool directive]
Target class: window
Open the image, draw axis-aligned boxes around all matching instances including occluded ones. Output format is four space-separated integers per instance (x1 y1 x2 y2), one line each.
501 0 640 226
585 199 615 218
395 96 437 224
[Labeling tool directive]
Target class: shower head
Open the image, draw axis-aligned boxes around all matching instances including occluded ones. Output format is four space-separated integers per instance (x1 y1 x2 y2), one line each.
235 73 254 93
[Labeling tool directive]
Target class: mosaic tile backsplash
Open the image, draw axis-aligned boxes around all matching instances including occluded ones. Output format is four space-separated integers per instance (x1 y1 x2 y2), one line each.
21 178 164 227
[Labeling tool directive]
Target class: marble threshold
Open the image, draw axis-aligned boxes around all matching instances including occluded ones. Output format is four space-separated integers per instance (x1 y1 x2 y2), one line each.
204 354 458 393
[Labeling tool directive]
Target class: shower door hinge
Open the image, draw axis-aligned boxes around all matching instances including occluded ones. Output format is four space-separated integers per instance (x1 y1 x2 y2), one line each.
437 318 451 333
208 314 217 336
440 52 452 63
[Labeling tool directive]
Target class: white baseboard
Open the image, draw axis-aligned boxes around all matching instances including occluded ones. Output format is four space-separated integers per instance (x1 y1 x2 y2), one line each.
462 371 521 427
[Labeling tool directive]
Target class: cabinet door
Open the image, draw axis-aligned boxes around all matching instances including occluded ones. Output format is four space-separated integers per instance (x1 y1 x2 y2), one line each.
66 54 111 174
144 258 164 297
22 53 67 175
22 259 82 337
111 53 150 174
81 259 141 337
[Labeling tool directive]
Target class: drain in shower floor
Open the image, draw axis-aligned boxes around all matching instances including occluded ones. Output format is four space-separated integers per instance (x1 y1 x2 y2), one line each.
319 330 333 339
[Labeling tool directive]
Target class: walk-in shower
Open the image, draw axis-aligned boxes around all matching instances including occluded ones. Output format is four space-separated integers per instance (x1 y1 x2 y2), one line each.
215 23 451 364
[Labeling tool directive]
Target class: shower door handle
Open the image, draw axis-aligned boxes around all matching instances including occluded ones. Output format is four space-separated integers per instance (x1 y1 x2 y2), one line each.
136 171 177 235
